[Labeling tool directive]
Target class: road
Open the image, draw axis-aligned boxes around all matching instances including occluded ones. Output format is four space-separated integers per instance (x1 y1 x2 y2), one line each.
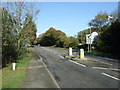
34 46 119 88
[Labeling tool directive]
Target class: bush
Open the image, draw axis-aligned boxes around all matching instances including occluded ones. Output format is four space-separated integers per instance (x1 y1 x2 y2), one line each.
94 19 120 54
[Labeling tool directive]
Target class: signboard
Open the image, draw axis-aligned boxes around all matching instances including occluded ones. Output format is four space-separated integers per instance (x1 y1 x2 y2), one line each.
86 32 98 44
86 34 92 44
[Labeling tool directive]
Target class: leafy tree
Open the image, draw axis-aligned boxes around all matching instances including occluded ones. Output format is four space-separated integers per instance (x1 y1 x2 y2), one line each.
2 2 39 67
2 8 18 66
40 27 58 46
22 15 37 45
37 33 44 44
56 30 67 47
3 2 39 55
39 27 67 47
67 36 79 48
95 19 120 54
88 12 108 31
77 30 87 44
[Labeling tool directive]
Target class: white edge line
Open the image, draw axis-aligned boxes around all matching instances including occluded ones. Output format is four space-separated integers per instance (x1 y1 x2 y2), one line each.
35 47 60 88
69 60 86 68
99 61 113 66
58 55 64 58
92 67 119 71
102 73 120 81
41 59 60 88
90 59 113 66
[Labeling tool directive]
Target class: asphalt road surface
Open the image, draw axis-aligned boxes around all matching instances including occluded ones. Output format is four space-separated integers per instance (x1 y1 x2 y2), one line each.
34 46 120 88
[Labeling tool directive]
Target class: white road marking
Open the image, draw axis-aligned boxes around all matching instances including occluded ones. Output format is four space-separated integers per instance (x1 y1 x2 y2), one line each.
59 55 64 58
70 60 86 67
99 61 113 65
92 67 119 71
91 59 113 66
41 59 61 88
28 66 43 69
102 73 120 81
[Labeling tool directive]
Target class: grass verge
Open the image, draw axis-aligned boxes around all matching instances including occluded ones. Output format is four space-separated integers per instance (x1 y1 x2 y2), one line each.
85 51 111 56
2 51 32 88
50 46 66 50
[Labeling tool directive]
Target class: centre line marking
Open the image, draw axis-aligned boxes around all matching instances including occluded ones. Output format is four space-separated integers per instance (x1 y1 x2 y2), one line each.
70 60 86 67
102 73 120 81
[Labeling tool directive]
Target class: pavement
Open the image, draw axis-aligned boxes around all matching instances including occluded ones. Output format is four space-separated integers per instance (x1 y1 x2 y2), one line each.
21 49 59 88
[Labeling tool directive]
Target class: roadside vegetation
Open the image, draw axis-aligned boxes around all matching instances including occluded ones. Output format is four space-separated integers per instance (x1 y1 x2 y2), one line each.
36 11 120 57
2 2 39 88
77 11 120 56
2 52 31 88
2 2 39 67
85 51 111 56
1 2 120 88
37 27 79 49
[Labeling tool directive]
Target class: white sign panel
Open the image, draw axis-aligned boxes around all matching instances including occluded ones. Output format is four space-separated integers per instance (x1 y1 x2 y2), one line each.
86 34 92 44
86 32 98 44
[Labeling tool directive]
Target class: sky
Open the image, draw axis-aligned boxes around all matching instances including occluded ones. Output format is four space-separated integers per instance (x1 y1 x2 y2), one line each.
35 2 118 37
2 1 118 37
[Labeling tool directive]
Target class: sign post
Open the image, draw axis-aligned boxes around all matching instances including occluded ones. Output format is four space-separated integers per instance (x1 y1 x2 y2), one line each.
86 32 98 52
86 34 91 52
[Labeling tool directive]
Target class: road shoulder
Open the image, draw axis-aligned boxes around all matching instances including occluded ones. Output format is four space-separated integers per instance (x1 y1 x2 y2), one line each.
21 49 59 88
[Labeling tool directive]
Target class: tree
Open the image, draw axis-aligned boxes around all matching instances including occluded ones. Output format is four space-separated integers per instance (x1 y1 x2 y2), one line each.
56 30 67 47
22 15 37 45
3 2 39 55
39 27 58 46
67 36 79 48
77 30 87 44
88 12 108 31
39 27 67 47
2 8 18 66
2 2 39 67
94 19 120 54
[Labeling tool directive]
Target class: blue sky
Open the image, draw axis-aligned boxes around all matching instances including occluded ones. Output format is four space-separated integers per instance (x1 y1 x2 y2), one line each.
34 2 118 37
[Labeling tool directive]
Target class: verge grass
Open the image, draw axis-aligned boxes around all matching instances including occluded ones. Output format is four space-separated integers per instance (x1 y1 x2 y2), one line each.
50 46 66 50
85 51 111 56
2 51 31 88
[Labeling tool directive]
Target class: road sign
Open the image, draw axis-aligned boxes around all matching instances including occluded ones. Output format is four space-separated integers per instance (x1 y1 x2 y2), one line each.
86 32 98 44
86 34 92 44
